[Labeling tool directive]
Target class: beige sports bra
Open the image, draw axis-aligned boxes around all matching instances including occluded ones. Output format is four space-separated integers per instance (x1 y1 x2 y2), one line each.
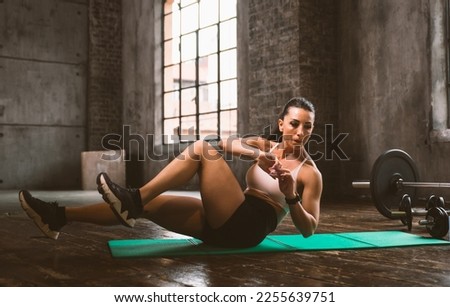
245 143 307 216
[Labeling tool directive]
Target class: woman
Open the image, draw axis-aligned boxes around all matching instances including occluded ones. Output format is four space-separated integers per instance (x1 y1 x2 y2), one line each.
19 97 322 248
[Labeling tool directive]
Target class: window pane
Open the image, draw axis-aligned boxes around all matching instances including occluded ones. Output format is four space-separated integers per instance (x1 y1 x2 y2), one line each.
181 33 197 61
220 79 237 109
199 113 218 140
181 87 197 115
172 6 181 38
181 60 196 88
164 13 173 40
164 118 179 144
181 3 198 35
199 26 217 56
220 0 236 21
200 0 218 27
164 0 179 15
164 38 180 65
220 109 237 138
220 49 236 79
180 116 197 142
220 18 236 50
164 4 180 38
199 54 218 84
180 0 196 8
199 83 218 113
164 65 180 92
164 91 180 118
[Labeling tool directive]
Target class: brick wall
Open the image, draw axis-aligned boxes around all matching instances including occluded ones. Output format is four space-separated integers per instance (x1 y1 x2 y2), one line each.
247 0 338 197
87 0 123 150
248 0 337 130
298 0 337 127
248 0 301 136
298 0 340 198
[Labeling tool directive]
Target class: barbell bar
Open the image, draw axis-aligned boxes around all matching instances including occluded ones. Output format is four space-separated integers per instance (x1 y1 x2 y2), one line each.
353 180 450 189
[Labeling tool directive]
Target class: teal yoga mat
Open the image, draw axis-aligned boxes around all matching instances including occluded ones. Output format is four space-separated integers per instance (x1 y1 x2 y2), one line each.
108 231 450 258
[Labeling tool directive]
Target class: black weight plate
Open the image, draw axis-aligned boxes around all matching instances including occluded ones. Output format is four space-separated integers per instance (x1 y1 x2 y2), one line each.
426 207 449 238
425 195 445 210
399 194 412 231
426 195 439 210
370 149 419 219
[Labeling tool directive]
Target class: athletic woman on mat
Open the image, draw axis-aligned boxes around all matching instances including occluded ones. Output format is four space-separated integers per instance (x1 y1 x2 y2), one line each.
19 97 322 248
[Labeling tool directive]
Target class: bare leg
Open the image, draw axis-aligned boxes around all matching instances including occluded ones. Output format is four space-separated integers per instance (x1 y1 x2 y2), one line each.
139 141 245 229
64 195 205 238
141 194 205 238
65 203 120 226
62 194 204 238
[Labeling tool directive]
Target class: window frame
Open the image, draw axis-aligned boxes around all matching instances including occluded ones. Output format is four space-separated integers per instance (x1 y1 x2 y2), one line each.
161 0 238 145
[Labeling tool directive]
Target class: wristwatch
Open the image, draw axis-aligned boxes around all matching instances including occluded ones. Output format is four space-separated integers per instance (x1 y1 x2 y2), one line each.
285 193 301 205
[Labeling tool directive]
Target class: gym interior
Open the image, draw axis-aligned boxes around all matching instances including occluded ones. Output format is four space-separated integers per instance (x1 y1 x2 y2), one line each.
1 0 450 287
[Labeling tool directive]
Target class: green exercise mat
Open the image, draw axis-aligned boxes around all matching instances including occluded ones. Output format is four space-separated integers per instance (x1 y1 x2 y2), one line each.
108 231 450 258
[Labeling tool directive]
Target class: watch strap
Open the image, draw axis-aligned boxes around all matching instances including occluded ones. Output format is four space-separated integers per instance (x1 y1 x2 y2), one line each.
285 194 301 205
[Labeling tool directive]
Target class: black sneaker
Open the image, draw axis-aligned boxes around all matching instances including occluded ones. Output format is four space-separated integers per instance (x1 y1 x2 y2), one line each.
19 190 66 240
96 172 142 227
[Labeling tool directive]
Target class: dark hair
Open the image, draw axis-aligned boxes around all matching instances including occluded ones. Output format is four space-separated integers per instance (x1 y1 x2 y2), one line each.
264 97 316 141
278 97 315 120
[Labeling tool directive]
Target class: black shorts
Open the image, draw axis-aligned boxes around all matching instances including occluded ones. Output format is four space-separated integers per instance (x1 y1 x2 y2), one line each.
201 194 278 248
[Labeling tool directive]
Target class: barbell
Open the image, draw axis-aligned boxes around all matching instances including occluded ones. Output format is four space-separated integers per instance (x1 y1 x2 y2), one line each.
352 149 450 238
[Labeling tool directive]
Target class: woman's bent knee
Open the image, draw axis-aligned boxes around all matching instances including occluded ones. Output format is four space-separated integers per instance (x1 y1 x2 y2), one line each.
189 140 220 161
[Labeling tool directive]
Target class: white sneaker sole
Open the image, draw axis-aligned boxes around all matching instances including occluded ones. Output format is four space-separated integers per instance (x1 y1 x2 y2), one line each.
98 174 136 227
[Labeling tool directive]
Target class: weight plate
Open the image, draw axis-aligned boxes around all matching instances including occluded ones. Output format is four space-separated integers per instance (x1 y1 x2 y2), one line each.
399 194 412 231
370 149 419 219
426 207 449 238
426 195 441 210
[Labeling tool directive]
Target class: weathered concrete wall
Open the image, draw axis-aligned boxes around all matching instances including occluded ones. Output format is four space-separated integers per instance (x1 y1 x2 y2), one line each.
338 0 450 200
0 0 125 189
121 0 156 187
0 0 88 189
